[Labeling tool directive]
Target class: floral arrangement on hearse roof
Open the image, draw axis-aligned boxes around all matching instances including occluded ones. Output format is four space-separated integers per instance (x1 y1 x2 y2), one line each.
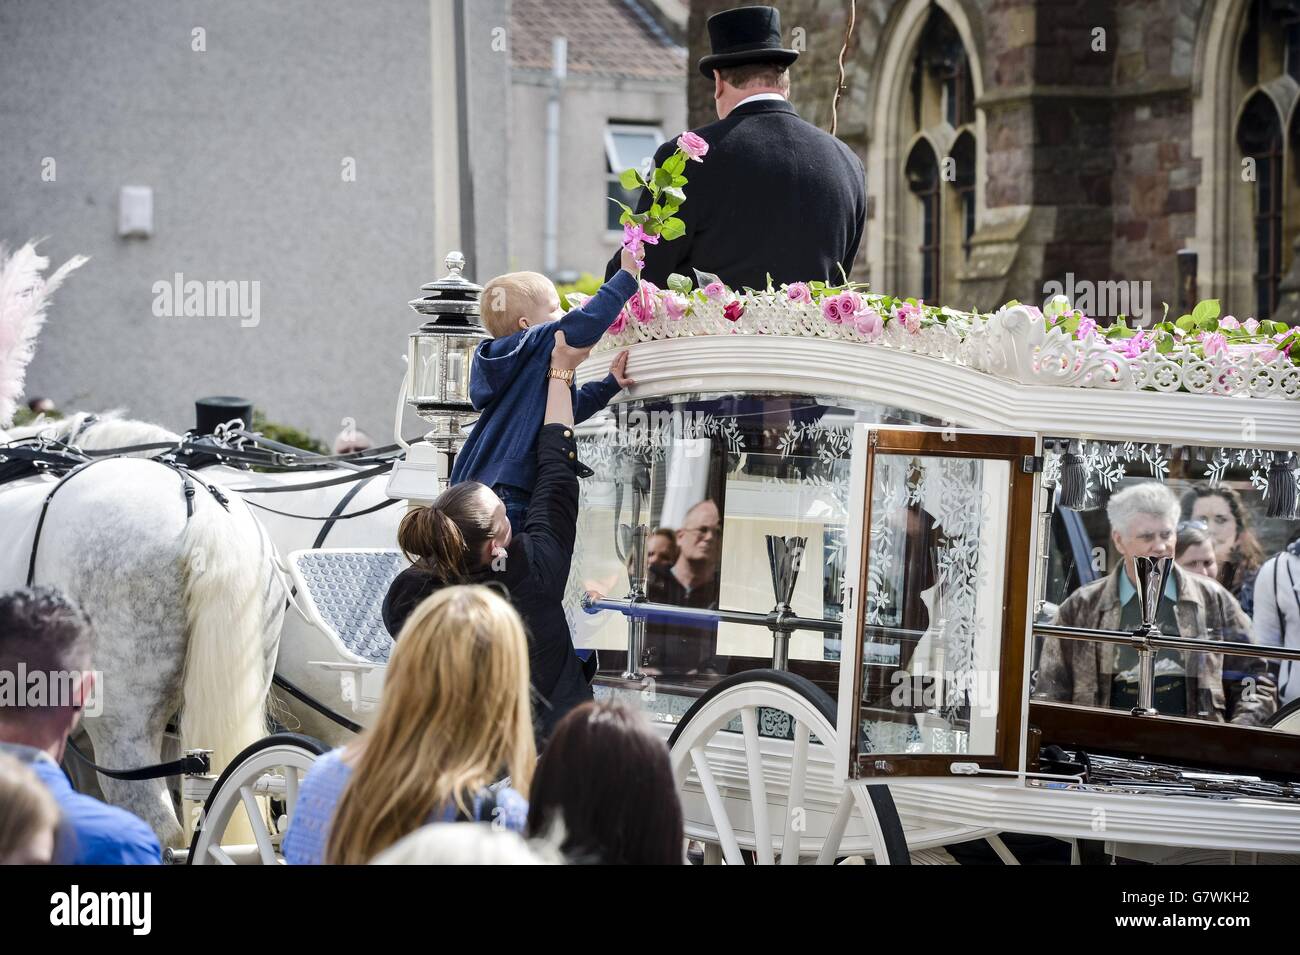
596 132 1297 397
581 198 1300 399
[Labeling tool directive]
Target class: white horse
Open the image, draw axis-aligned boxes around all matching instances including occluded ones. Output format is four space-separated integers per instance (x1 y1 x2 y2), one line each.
0 450 286 848
4 410 409 754
11 411 407 552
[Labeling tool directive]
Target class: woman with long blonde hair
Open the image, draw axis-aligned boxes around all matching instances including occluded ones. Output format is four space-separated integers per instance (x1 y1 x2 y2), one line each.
282 585 536 864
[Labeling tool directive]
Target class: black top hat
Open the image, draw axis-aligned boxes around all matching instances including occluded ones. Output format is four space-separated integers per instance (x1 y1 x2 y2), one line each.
698 5 799 79
195 395 253 436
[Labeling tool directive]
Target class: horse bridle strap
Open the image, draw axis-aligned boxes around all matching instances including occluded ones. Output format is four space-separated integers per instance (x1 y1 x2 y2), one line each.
64 737 211 781
229 461 395 494
26 458 228 588
242 494 399 523
26 461 98 587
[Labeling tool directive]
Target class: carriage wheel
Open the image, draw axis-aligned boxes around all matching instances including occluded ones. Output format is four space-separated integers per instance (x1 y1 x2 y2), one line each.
187 733 329 865
668 669 848 865
1269 697 1300 734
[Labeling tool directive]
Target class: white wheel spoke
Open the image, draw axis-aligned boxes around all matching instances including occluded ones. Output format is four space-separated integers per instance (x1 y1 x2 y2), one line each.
670 679 840 866
740 707 773 865
240 785 278 865
285 766 299 819
781 720 810 865
208 845 236 865
818 788 854 865
690 747 743 865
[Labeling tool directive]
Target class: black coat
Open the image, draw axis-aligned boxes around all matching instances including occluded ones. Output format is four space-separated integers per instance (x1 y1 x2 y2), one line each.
604 98 866 291
382 424 593 741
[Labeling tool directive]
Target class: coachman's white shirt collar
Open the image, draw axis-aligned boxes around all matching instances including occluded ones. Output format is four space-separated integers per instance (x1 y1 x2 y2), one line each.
734 92 788 108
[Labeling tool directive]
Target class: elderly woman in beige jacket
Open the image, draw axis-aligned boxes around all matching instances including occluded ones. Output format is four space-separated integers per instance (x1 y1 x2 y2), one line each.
1036 481 1276 725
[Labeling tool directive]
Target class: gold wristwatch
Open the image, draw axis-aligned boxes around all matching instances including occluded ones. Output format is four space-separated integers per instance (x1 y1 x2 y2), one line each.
547 366 575 384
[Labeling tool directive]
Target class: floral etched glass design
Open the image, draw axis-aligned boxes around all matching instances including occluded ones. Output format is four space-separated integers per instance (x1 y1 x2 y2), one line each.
860 452 1010 755
567 392 940 713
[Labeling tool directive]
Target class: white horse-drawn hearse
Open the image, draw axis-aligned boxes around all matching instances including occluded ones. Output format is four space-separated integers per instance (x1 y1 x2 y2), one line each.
3 248 1299 864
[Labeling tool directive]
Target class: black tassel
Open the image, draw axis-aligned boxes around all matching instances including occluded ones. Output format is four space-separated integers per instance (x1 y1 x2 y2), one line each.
1058 442 1090 510
1267 452 1298 519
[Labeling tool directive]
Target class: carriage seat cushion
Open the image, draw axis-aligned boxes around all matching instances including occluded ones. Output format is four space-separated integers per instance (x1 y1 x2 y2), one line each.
291 549 406 664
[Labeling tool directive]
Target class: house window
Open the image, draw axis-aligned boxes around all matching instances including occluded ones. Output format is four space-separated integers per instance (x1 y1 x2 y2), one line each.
604 123 664 232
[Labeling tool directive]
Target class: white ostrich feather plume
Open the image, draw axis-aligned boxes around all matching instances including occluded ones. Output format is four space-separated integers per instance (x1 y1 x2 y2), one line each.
0 241 87 427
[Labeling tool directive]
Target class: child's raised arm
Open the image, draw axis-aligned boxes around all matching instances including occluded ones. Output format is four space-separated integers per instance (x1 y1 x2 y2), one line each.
557 250 639 348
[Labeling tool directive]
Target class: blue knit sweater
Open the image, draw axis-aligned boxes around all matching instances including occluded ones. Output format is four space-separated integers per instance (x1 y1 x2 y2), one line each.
450 268 638 492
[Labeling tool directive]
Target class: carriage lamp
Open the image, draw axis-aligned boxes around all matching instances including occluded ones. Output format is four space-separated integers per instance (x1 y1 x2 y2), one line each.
386 251 488 502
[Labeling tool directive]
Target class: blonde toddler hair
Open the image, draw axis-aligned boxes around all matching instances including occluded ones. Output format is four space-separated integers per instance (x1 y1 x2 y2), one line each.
480 271 557 338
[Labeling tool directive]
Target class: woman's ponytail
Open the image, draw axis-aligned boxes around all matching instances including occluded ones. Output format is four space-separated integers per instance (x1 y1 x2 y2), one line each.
398 481 496 582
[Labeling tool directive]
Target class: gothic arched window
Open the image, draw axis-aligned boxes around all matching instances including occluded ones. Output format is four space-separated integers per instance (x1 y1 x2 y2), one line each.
1210 0 1300 322
950 132 977 262
906 140 941 300
1238 92 1284 319
897 8 978 302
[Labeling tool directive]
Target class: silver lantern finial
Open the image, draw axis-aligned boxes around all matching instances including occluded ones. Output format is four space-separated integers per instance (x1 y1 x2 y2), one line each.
386 250 488 503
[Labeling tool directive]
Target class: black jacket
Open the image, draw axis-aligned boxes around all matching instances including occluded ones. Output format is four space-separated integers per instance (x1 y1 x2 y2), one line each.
604 99 866 291
382 424 593 741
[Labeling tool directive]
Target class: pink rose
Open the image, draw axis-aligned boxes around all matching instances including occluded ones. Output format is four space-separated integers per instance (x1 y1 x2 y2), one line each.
1110 330 1153 358
723 299 745 322
854 307 883 338
822 296 843 324
837 291 865 317
663 292 688 320
703 281 727 301
895 302 923 334
1243 318 1260 335
1201 331 1228 357
786 282 812 304
609 311 628 335
1262 332 1293 363
621 223 660 267
677 131 709 162
628 280 659 324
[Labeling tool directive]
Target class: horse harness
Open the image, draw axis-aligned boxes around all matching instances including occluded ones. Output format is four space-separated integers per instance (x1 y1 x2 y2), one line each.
24 455 231 588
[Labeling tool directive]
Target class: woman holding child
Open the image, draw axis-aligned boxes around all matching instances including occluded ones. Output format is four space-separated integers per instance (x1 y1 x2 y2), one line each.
383 301 635 739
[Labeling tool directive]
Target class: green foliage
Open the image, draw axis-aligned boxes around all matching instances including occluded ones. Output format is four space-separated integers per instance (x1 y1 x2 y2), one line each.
615 147 693 247
11 406 63 427
666 272 693 294
252 410 326 454
556 272 604 307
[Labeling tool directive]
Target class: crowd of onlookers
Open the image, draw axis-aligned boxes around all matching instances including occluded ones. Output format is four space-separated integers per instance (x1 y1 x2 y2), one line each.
0 583 687 866
1036 480 1300 721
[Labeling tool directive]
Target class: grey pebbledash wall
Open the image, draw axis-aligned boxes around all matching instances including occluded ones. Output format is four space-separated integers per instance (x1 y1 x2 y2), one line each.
0 0 506 444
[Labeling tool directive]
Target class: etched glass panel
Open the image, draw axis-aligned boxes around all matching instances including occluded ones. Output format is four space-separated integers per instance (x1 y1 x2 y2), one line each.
860 452 1010 756
566 393 941 722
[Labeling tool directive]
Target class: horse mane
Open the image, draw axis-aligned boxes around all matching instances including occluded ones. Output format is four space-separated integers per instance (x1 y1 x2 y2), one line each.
4 409 181 452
